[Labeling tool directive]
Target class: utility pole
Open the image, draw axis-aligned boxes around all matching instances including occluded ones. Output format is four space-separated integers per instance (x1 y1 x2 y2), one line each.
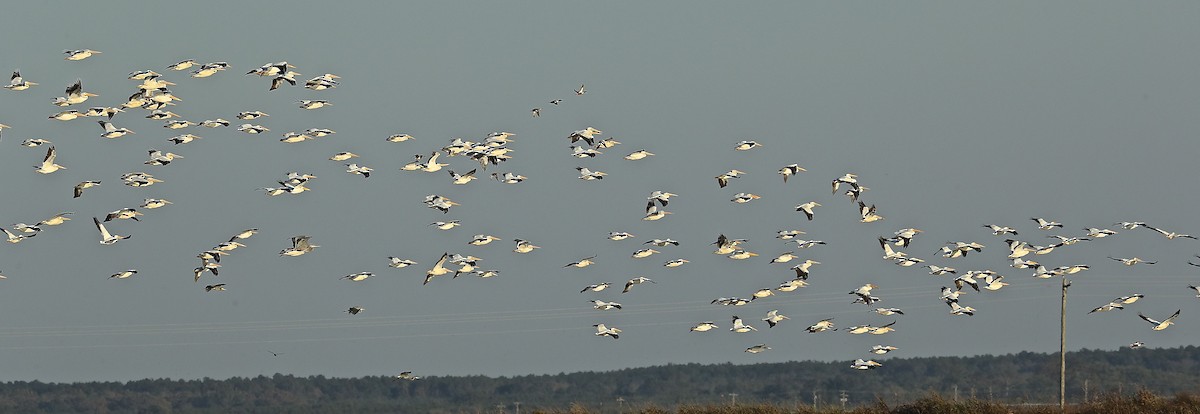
725 393 738 407
1084 379 1090 403
839 390 848 410
1061 277 1071 414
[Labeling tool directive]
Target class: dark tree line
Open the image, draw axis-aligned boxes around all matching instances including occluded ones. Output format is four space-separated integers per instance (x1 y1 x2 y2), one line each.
1 346 1198 413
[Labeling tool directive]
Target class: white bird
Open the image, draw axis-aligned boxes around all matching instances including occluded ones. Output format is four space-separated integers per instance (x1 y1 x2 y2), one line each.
643 202 672 221
5 70 37 90
388 257 417 268
727 250 758 260
607 231 635 241
340 272 374 282
3 228 33 244
730 316 757 333
762 310 789 328
564 256 597 268
145 149 183 166
1116 221 1148 230
568 127 603 146
948 301 976 316
625 150 654 160
690 322 718 332
581 283 612 293
238 124 269 134
777 279 809 292
858 201 884 223
576 167 607 180
1129 341 1145 349
298 100 330 110
110 270 138 279
664 258 689 267
98 121 134 139
167 60 196 71
104 207 143 222
64 49 101 61
449 169 477 185
1147 226 1197 240
491 172 527 184
574 84 586 95
387 134 415 143
93 217 130 245
424 253 451 285
73 181 100 198
593 323 621 339
776 230 805 240
591 300 622 310
795 202 820 221
851 359 883 370
794 239 827 249
345 163 373 178
34 146 65 174
733 140 762 151
38 212 73 227
631 248 660 259
279 235 318 257
329 152 359 161
715 169 746 188
431 220 461 230
871 345 898 355
778 164 806 182
770 252 799 264
1109 257 1156 266
49 110 86 121
469 235 501 246
21 138 51 147
513 239 539 253
1084 228 1118 238
644 238 679 247
806 318 836 333
745 344 772 354
1032 217 1064 230
623 277 655 293
1139 310 1181 331
731 193 761 204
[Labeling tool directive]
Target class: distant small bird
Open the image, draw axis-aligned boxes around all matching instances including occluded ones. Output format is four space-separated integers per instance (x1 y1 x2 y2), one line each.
745 344 772 354
762 310 789 328
1032 217 1063 230
347 306 365 315
531 108 540 117
1138 310 1181 331
733 140 762 151
795 202 820 221
623 277 655 293
109 269 138 279
205 284 227 292
690 322 718 332
64 49 101 61
593 323 621 339
778 164 806 182
74 181 100 198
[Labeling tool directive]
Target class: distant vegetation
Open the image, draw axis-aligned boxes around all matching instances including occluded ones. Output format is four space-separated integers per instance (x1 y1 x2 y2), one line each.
2 346 1199 413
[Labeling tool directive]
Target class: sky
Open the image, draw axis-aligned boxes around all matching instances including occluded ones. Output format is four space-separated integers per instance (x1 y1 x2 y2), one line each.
1 2 1200 383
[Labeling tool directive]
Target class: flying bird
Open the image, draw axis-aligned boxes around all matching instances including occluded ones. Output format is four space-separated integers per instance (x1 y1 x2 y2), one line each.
1138 310 1181 331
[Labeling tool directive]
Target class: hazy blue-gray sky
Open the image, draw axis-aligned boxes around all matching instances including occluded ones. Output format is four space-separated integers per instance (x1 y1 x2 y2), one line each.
2 2 1200 382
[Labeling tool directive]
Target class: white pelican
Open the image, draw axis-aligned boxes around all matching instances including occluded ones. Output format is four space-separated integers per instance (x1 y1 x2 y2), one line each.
795 202 820 221
564 256 597 268
794 239 826 249
770 252 798 264
576 167 607 180
1084 228 1118 238
574 84 586 95
270 71 300 90
1109 257 1156 266
38 212 73 227
3 228 33 244
858 201 884 223
279 235 318 257
591 300 622 310
731 193 761 204
163 120 195 129
664 258 689 267
34 146 65 174
22 139 51 147
491 172 527 183
625 150 654 160
110 270 138 279
1115 294 1144 304
581 283 612 293
145 150 183 166
1116 221 1148 230
623 276 655 293
1032 217 1063 230
550 99 563 105
871 345 898 355
690 322 718 332
851 359 883 370
806 318 836 333
5 70 37 90
777 279 808 292
631 248 659 259
1147 226 1197 240
64 49 101 60
648 191 677 206
345 163 373 178
568 127 602 146
167 60 196 71
430 220 461 230
469 234 500 245
778 164 805 182
205 284 227 292
388 257 417 268
53 79 97 106
513 239 539 253
607 231 635 241
1089 302 1124 313
643 202 671 221
394 372 420 381
891 228 923 248
387 134 415 142
981 275 1009 291
715 169 745 188
449 169 477 185
730 316 757 332
1006 239 1033 258
593 324 620 339
745 344 772 354
1129 342 1145 349
422 152 449 172
763 310 789 328
49 110 85 121
104 207 142 222
874 308 904 316
925 265 956 275
425 195 460 214
340 272 374 282
73 181 100 198
880 238 907 260
1189 285 1200 297
1049 235 1090 245
237 111 269 120
297 100 329 110
734 140 762 151
644 238 679 247
423 253 451 285
329 152 358 161
93 217 130 245
727 250 757 260
238 124 269 134
1139 310 1181 330
777 230 805 240
97 121 134 139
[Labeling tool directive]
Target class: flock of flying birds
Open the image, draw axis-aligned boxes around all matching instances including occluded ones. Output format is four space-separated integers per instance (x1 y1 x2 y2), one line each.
2 48 1198 377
